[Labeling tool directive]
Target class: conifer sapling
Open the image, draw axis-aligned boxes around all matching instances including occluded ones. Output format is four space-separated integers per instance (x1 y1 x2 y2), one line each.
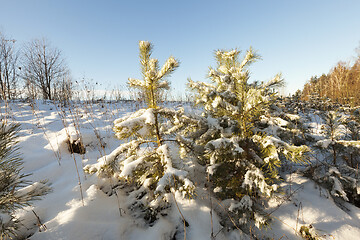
0 122 50 239
84 41 200 221
189 48 310 229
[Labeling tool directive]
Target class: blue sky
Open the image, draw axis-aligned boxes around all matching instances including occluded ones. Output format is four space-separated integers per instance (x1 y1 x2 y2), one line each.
1 0 360 96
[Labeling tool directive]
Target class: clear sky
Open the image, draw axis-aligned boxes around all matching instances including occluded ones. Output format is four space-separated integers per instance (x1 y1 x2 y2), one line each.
1 0 360 97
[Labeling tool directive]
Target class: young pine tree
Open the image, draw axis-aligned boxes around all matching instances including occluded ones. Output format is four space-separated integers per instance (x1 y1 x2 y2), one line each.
311 111 360 204
189 48 309 229
0 122 50 239
84 41 200 222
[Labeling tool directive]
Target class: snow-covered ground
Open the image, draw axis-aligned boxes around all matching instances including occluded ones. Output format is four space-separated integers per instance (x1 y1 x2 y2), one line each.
1 100 360 240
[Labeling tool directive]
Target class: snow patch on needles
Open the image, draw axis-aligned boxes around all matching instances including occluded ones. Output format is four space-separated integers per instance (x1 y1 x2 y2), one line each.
242 167 276 197
155 144 191 193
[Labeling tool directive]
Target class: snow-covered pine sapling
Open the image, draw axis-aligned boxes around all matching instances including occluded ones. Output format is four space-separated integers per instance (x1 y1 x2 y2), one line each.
189 48 309 229
0 122 51 239
311 110 360 204
315 111 360 165
344 113 360 168
317 111 346 165
84 41 199 222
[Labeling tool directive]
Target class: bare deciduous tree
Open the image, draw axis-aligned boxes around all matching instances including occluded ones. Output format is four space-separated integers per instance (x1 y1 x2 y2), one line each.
21 38 68 100
53 70 73 104
0 32 19 100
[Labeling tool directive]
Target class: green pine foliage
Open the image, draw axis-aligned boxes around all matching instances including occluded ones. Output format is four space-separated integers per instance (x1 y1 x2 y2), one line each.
0 122 50 239
189 48 309 229
316 111 360 165
128 41 178 109
299 224 319 240
84 41 200 221
309 110 360 204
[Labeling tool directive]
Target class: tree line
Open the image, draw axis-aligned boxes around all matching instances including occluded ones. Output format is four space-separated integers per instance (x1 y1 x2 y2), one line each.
0 32 71 101
301 47 360 106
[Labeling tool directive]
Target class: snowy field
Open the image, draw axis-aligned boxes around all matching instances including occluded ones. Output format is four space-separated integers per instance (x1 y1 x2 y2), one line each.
1 100 360 240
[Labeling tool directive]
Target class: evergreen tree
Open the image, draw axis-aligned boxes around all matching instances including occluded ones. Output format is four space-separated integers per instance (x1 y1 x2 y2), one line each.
84 41 200 222
189 48 309 229
315 111 360 164
310 110 360 204
0 122 50 239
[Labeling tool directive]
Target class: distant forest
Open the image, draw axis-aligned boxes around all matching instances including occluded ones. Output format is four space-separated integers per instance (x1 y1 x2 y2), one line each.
301 47 360 106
